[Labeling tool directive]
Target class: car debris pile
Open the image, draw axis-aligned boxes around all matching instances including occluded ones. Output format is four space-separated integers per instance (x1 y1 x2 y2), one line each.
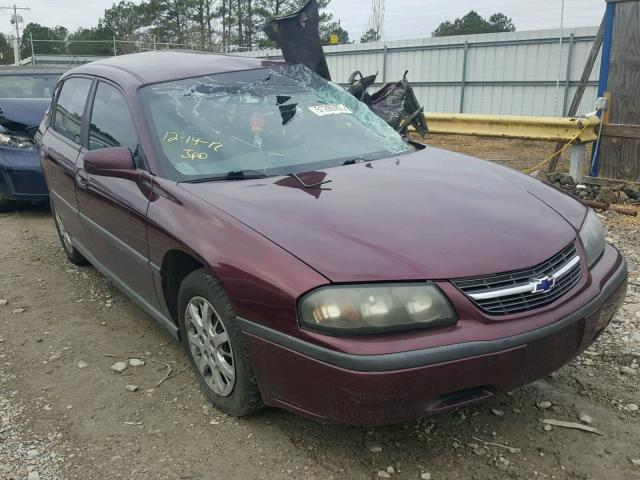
534 172 640 206
264 0 428 138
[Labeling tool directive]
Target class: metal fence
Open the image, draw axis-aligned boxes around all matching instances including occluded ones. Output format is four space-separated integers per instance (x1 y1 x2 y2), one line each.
238 26 601 117
20 37 230 68
22 27 602 117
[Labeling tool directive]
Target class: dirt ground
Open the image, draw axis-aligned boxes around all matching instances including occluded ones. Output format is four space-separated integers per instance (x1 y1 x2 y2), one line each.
1 137 639 480
421 135 593 174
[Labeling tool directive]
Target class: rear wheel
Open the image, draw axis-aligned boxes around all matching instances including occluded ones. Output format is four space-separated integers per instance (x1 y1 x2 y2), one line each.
51 201 88 266
178 268 262 416
0 193 16 213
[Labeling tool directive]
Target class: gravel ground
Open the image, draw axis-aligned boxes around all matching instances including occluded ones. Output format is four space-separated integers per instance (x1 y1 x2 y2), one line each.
0 141 639 479
0 342 64 480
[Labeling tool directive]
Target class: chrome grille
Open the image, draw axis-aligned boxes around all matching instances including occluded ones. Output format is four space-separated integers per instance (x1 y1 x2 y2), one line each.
453 243 582 315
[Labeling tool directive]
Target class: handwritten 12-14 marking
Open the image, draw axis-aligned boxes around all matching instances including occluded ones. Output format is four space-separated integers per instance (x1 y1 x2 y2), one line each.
162 131 224 160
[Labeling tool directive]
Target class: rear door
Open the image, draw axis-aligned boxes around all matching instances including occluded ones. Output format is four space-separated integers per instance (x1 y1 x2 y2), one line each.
75 80 159 308
41 76 93 236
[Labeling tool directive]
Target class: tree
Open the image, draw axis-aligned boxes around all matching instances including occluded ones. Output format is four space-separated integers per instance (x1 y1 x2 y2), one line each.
320 20 349 45
189 0 217 49
432 10 515 37
20 23 68 59
316 0 350 45
253 0 303 48
488 13 515 33
0 33 14 64
101 1 146 41
360 0 383 43
253 0 350 49
256 0 299 18
147 0 190 45
68 26 115 56
360 28 379 43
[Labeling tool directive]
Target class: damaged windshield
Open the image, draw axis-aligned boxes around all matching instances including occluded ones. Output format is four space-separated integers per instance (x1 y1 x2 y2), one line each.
139 64 411 181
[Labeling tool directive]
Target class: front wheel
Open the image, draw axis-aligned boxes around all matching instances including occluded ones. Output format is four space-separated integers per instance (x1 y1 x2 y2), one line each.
178 268 262 417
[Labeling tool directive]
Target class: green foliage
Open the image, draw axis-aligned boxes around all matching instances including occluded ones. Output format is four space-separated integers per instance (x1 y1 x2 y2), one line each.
22 0 349 56
360 28 380 43
68 26 115 56
432 10 515 37
146 0 191 45
100 1 146 40
21 23 67 59
488 13 515 33
253 0 300 47
316 0 350 45
0 33 14 64
320 21 350 45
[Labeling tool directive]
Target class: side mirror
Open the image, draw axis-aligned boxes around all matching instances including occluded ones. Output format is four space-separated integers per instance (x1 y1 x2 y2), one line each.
84 147 135 176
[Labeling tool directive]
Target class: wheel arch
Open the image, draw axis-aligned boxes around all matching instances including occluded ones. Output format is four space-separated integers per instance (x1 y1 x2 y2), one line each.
161 249 211 325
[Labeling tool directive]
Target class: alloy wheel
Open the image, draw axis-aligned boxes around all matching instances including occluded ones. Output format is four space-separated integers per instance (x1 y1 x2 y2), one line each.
185 296 236 397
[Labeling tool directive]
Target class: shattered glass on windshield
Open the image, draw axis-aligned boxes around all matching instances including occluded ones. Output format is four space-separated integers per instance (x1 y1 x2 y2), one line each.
139 63 411 181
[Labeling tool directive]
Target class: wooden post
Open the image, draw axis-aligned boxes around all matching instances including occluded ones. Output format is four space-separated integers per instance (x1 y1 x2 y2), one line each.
597 0 640 181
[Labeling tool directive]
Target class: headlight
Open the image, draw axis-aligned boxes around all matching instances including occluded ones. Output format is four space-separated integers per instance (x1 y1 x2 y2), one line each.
0 133 34 149
298 283 457 335
579 208 605 268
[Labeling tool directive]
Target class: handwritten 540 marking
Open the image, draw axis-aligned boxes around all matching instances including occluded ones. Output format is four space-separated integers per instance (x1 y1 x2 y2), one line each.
163 131 224 151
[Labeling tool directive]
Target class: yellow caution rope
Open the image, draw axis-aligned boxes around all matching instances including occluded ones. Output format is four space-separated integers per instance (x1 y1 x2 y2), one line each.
522 118 593 174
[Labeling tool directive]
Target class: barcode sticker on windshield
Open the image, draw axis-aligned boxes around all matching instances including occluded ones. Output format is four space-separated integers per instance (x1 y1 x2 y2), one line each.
308 104 352 116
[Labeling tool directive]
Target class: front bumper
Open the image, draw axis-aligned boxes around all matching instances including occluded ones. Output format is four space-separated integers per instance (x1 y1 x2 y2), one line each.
240 245 628 426
0 147 48 202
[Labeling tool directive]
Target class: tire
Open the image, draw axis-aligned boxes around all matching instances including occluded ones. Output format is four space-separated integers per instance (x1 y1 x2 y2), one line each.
51 200 89 266
178 268 262 417
0 193 16 213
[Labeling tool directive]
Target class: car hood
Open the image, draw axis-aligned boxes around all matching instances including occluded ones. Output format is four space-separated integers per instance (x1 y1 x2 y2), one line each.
0 98 50 138
181 147 586 282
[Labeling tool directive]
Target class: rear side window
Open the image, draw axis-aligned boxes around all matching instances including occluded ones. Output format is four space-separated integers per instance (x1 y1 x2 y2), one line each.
53 78 92 144
88 82 139 154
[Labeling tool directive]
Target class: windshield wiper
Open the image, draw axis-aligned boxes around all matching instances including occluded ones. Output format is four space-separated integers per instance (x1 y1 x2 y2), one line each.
225 170 273 179
181 170 273 183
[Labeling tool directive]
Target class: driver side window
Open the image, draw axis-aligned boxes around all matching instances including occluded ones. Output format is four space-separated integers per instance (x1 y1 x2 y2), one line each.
88 82 143 167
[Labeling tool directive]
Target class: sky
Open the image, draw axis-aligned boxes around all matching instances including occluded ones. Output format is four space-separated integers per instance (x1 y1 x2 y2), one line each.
0 0 607 42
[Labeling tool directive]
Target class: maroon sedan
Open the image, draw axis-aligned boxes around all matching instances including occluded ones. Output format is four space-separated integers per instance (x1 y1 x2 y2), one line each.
37 52 627 426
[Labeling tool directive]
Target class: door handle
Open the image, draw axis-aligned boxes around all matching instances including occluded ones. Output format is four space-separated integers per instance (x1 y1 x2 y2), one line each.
75 169 89 190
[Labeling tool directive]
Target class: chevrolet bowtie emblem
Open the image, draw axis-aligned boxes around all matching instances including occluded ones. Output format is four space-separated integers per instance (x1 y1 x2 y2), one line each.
533 276 556 294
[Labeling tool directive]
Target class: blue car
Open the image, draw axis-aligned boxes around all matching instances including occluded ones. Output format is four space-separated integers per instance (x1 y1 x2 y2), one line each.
0 69 63 212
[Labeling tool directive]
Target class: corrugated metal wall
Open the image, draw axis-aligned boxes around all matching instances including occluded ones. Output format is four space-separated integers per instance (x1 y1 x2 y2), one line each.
239 27 601 117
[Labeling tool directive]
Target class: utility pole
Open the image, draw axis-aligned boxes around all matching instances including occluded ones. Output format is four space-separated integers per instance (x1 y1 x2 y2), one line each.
0 4 30 64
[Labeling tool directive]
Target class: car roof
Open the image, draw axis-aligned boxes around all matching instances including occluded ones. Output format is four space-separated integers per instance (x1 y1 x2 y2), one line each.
65 51 276 86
